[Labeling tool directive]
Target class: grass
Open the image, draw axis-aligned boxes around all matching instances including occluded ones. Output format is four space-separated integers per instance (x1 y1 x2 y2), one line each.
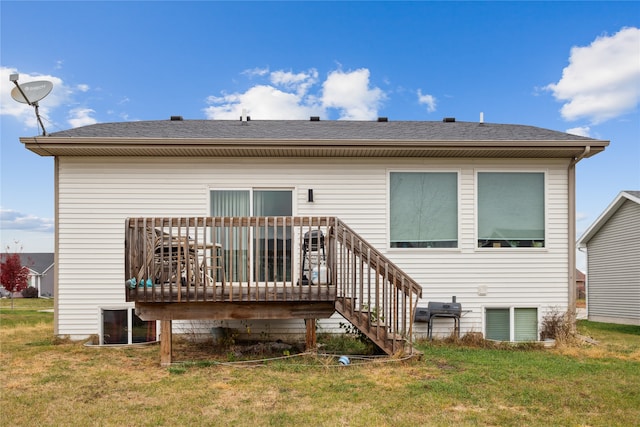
0 297 54 328
1 298 639 426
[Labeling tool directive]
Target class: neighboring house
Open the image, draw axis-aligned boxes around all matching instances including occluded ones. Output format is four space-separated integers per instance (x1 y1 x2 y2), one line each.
578 191 640 326
576 269 586 301
20 253 55 297
21 117 608 345
0 253 54 298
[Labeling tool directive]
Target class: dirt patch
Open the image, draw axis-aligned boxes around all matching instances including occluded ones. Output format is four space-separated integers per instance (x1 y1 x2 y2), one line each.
172 338 305 362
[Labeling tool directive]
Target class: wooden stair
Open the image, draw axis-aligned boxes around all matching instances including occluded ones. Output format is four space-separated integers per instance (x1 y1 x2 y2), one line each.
335 297 409 356
331 219 423 356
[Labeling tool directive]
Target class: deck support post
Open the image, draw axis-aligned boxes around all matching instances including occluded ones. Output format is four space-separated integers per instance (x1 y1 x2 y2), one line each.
160 320 172 366
304 318 317 352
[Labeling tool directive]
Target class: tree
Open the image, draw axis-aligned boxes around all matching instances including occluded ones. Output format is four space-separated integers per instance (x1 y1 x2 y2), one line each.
1 251 31 309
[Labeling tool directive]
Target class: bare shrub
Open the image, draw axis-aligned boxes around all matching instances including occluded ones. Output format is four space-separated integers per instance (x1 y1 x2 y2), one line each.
540 308 577 345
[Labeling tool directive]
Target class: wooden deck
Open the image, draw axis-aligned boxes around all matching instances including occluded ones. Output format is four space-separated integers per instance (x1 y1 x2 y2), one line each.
124 216 422 364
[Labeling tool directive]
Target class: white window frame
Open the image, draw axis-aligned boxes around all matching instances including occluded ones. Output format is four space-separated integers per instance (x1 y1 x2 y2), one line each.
99 305 159 345
483 306 540 342
475 169 548 250
387 169 461 250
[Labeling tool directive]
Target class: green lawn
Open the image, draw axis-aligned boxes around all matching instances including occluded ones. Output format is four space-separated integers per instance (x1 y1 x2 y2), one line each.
0 297 54 327
1 298 639 426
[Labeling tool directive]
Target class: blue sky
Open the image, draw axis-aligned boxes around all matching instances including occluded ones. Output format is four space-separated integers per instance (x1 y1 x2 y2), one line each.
1 1 639 271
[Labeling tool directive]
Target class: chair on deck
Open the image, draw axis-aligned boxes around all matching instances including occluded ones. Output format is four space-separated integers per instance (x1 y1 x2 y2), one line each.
136 228 225 287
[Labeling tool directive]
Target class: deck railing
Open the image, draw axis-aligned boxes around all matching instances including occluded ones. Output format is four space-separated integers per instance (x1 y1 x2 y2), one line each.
125 216 422 353
125 217 337 303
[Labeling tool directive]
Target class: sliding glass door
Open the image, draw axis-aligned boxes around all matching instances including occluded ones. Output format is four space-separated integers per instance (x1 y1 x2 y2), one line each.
210 189 292 282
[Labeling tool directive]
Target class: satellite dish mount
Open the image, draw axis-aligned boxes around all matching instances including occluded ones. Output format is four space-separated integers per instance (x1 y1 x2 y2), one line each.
9 73 53 136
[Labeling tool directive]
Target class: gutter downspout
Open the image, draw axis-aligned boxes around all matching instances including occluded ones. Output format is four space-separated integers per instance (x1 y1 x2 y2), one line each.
53 156 59 335
568 146 590 319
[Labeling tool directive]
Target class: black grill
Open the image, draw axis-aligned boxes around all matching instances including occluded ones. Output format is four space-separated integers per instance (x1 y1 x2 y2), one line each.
414 300 462 339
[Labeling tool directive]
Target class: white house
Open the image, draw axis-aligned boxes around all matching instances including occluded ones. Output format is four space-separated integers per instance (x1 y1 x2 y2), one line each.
578 191 640 326
22 117 608 347
21 253 55 298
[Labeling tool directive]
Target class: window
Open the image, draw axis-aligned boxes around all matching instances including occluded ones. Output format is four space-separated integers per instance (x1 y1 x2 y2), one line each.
100 307 157 345
389 172 458 248
485 308 510 341
485 307 538 341
477 172 545 248
210 189 292 282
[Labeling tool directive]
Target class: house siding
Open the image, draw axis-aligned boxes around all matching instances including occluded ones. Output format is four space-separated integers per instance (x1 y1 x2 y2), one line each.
586 200 640 325
56 156 571 339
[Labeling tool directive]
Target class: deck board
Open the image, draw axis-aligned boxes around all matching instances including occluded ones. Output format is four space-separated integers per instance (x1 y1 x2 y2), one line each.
127 283 336 303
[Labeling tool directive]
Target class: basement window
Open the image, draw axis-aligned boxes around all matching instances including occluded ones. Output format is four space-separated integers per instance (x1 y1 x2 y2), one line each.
485 307 538 342
100 307 158 345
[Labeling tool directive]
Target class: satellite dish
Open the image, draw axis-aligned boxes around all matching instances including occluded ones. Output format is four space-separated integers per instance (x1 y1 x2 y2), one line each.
9 74 53 135
10 80 53 104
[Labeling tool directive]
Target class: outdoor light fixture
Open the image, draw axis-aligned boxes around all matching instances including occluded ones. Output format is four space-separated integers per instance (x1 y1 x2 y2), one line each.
308 189 314 202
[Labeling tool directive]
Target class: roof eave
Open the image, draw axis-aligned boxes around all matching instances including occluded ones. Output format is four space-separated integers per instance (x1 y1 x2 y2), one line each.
577 191 640 247
21 136 609 159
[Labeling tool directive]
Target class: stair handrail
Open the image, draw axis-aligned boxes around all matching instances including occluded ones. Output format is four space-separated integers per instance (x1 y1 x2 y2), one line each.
333 219 422 298
331 218 423 355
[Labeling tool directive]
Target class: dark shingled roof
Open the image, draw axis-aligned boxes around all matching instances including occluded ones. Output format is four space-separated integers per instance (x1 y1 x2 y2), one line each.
24 118 608 159
19 253 54 274
48 119 595 141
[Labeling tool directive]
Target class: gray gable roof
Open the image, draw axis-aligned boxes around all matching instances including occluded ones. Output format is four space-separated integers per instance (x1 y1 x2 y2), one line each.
23 119 608 159
47 119 594 141
19 253 54 274
578 191 640 246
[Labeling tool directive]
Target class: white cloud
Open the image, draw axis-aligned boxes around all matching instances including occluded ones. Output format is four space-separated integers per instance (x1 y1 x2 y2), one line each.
270 69 318 97
205 85 318 120
321 68 385 120
0 208 54 233
204 67 385 121
566 126 591 137
242 67 270 78
76 84 90 92
576 212 589 222
68 107 97 128
417 89 437 113
546 27 640 124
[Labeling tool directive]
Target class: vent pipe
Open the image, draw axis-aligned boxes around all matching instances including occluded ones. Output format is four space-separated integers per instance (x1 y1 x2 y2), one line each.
443 117 456 123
